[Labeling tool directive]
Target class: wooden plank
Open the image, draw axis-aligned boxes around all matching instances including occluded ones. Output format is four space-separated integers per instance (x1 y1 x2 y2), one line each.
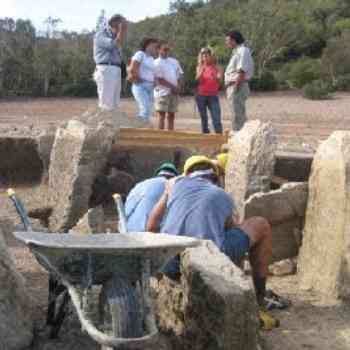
116 128 228 148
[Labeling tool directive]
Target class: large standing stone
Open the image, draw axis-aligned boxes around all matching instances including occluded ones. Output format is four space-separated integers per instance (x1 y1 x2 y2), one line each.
0 229 33 350
48 119 115 232
225 120 277 219
245 182 308 262
153 241 260 350
298 131 350 301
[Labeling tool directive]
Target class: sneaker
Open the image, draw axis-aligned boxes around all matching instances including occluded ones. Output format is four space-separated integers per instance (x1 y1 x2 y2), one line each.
259 310 280 331
263 290 291 311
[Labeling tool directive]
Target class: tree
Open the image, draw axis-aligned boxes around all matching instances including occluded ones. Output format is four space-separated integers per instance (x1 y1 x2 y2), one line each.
96 10 106 32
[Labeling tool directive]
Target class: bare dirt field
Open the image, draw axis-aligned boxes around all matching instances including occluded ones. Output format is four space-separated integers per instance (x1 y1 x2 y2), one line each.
1 92 350 349
1 91 350 151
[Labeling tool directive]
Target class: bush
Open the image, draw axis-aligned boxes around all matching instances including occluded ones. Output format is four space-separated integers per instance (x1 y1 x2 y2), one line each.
284 58 322 89
250 72 278 91
333 75 350 92
302 80 332 100
62 79 97 97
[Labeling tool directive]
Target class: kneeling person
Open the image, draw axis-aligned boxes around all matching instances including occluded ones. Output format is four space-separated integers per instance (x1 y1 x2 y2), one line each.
147 156 288 313
125 162 178 232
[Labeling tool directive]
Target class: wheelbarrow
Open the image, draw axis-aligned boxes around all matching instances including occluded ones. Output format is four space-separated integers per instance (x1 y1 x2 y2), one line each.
9 191 200 349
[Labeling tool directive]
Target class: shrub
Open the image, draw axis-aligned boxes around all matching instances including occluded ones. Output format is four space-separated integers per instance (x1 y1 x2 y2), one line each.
302 80 332 100
250 71 278 91
62 79 97 97
286 58 322 89
333 75 350 92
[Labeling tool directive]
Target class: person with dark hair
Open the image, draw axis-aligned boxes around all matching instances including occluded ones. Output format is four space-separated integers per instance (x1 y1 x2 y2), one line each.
195 47 223 134
128 38 159 126
93 14 127 110
225 30 254 131
125 162 179 232
154 42 184 130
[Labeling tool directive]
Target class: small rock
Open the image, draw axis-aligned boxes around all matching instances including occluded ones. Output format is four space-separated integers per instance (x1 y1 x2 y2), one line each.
269 258 297 276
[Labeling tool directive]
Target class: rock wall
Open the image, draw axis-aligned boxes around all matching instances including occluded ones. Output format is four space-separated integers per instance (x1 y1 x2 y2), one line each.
225 120 277 219
0 228 33 350
245 183 308 262
153 241 260 350
298 131 350 301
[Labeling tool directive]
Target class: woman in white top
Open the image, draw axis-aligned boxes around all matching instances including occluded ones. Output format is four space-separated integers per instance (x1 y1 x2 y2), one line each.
128 38 159 123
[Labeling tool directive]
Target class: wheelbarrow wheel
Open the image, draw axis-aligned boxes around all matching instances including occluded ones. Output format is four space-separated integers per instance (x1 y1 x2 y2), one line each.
100 275 143 345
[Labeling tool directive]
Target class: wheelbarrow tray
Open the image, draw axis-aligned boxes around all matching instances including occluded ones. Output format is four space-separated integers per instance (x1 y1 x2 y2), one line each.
14 231 199 284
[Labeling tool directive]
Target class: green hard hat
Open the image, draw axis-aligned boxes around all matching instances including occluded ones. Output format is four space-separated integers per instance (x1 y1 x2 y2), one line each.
155 162 179 177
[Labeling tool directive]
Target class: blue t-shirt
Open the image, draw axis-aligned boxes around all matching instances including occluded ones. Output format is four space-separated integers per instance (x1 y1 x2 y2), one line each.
125 177 166 232
161 176 234 249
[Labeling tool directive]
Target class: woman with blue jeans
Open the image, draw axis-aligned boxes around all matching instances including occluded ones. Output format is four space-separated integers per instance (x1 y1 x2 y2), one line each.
195 48 223 134
128 38 159 124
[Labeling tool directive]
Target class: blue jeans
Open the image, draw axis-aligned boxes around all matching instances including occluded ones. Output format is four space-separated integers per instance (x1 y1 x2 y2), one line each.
132 81 154 120
196 95 223 134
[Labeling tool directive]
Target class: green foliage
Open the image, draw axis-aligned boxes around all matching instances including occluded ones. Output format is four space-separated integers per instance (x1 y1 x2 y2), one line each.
302 79 332 100
333 74 350 91
321 31 350 81
62 79 97 97
2 0 350 97
250 72 278 91
284 58 322 89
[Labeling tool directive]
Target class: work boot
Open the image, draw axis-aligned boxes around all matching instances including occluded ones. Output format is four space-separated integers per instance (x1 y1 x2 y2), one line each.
262 290 291 311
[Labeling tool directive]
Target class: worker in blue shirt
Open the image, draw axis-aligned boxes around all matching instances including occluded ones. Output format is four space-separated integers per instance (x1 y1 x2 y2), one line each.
125 162 178 232
147 156 289 329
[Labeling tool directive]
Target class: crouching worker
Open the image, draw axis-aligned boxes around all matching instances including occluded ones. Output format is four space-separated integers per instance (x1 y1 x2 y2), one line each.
125 162 179 232
147 156 289 327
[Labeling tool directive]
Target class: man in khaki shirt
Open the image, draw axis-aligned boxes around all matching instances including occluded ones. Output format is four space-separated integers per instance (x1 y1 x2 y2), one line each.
225 31 254 131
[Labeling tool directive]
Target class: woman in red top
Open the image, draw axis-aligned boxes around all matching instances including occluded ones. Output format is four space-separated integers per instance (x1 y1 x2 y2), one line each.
195 48 223 134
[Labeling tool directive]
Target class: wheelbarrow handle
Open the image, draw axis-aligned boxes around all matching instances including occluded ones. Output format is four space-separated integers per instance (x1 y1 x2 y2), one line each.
7 188 33 232
112 193 128 234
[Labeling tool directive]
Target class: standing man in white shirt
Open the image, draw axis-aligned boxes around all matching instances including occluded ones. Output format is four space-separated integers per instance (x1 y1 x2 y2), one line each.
154 42 184 130
93 14 127 111
224 31 254 131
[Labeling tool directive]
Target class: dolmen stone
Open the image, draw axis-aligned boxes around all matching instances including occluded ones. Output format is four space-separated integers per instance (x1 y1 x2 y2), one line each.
153 240 260 350
225 120 277 219
245 182 308 262
48 118 115 232
298 131 350 301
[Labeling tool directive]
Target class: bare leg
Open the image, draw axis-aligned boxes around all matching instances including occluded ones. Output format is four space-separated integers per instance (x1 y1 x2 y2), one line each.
158 112 166 130
239 217 272 303
167 112 175 131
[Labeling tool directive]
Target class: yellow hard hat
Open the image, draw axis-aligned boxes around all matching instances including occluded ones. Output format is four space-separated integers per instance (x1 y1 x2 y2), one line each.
183 155 219 176
216 153 228 171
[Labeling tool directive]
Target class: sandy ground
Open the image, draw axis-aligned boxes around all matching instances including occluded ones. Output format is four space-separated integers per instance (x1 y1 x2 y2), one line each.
1 92 350 349
1 92 350 150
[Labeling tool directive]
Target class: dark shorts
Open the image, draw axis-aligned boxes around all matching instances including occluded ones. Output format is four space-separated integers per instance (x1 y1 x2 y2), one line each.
222 228 250 266
162 228 250 279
